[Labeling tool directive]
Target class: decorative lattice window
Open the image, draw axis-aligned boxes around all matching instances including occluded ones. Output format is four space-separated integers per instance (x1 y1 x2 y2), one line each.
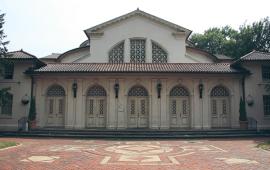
182 100 187 115
87 85 106 96
58 99 64 114
210 86 229 97
140 100 146 115
263 95 270 116
212 100 217 115
130 39 146 63
170 86 189 96
89 99 94 115
171 100 176 114
222 99 227 114
128 86 148 96
49 99 54 114
1 92 13 115
109 42 124 63
130 100 135 115
152 42 167 63
47 85 65 96
99 99 104 115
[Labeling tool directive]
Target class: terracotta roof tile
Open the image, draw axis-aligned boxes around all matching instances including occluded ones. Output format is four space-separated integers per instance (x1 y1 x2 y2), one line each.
7 50 37 59
33 63 242 73
238 51 270 61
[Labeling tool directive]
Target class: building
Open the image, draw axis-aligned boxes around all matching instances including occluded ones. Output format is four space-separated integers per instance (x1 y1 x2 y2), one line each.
0 9 270 130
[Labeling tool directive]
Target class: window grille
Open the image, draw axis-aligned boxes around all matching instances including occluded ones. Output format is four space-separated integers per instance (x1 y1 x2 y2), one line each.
130 100 135 115
87 85 106 96
212 100 217 115
152 42 167 63
141 100 146 115
49 99 54 114
183 100 187 115
222 99 227 114
210 86 229 97
130 39 146 63
1 92 13 115
99 99 104 115
171 100 176 114
128 86 148 96
170 86 189 96
109 42 124 63
89 99 94 115
47 85 65 96
58 99 64 114
263 95 270 116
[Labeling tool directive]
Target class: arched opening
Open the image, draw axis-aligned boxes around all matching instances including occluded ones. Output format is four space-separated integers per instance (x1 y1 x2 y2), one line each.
127 85 149 128
169 86 190 128
108 41 124 63
210 85 230 128
86 85 107 128
46 84 65 127
152 41 168 63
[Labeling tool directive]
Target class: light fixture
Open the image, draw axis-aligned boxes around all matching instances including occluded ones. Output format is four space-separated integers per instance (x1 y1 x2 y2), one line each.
157 80 162 99
246 94 254 106
21 94 30 105
114 80 119 98
199 82 203 99
72 80 78 98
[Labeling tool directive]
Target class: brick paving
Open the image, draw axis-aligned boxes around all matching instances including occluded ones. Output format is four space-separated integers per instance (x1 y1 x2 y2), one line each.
0 137 269 170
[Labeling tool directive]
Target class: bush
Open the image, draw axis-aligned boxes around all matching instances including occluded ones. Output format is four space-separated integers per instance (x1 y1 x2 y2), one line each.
28 97 36 121
239 97 247 121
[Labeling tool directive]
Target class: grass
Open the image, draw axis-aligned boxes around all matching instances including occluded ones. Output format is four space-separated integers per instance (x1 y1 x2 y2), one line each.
0 141 17 149
257 141 270 151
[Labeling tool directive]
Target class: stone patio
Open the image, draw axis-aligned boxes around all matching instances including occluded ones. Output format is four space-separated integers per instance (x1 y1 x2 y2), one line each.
0 137 269 169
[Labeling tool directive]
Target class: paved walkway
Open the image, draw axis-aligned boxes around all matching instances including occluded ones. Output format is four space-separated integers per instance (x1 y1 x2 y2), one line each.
0 137 269 170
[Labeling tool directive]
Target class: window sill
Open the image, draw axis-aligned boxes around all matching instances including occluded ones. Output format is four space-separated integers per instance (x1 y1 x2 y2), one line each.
263 116 270 119
0 115 13 119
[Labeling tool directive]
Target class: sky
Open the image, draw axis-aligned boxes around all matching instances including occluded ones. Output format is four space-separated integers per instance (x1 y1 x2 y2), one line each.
1 0 270 58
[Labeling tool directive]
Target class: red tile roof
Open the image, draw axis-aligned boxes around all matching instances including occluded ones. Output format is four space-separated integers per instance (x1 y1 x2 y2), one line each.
33 63 242 74
236 51 270 62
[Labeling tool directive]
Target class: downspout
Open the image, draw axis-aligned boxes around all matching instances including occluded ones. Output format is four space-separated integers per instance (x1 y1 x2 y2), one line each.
241 75 246 102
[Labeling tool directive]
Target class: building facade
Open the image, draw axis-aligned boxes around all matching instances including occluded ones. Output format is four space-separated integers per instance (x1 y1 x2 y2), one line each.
1 9 270 130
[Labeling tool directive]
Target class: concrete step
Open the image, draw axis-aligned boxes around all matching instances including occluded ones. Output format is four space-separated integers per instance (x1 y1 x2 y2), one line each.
0 129 269 139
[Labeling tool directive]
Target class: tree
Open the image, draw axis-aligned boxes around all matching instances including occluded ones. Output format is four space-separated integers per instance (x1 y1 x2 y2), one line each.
0 11 10 107
190 17 270 59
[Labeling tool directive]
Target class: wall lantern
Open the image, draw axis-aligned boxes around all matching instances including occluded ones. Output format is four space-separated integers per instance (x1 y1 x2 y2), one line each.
157 80 162 99
114 80 119 99
72 80 78 98
21 94 30 105
198 82 203 99
246 94 254 106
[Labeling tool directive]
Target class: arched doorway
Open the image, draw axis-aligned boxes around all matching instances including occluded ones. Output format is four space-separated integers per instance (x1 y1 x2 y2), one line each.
46 85 65 127
169 86 190 128
86 85 107 128
210 85 230 128
127 86 149 128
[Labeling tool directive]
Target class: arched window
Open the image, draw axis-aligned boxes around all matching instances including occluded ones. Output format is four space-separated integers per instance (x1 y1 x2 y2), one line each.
47 85 65 96
87 85 107 96
128 86 148 96
130 39 146 63
1 92 13 115
109 41 124 63
152 42 167 63
169 86 189 96
210 86 229 97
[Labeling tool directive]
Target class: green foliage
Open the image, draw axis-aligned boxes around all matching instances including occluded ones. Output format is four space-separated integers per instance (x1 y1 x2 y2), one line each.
0 141 17 149
239 97 247 121
0 11 9 57
28 97 37 121
190 17 270 58
257 141 270 150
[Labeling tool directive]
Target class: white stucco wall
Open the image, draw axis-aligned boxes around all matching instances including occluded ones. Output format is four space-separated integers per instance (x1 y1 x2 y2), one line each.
0 62 32 130
81 15 190 63
243 62 270 129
